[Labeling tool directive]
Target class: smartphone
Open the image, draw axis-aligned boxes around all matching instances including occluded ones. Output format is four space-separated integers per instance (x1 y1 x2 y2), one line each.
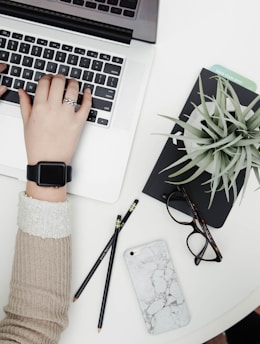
124 240 190 335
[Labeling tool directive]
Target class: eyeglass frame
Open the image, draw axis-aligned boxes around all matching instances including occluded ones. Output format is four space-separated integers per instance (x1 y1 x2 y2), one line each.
163 185 223 265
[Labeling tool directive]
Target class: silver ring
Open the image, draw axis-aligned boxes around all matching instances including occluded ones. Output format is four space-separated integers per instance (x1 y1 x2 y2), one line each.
63 98 77 107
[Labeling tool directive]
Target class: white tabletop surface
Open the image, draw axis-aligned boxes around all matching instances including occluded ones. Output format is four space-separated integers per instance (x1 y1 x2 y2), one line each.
1 0 260 343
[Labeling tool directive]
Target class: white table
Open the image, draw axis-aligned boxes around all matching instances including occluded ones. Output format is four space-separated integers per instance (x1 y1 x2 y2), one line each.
1 0 260 343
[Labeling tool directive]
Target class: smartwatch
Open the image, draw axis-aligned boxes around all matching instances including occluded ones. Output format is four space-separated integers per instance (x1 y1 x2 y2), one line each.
27 161 72 187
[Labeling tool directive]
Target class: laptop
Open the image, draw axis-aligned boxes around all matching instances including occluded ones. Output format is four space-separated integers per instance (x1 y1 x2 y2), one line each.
0 0 159 202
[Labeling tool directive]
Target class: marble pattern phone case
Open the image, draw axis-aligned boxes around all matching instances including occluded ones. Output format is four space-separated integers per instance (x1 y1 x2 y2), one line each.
124 240 190 335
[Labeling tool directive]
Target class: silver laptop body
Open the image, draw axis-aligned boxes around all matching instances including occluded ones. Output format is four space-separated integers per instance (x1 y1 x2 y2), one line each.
0 0 159 202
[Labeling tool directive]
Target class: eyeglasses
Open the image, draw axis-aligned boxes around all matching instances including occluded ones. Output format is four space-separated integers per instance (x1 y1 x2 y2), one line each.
163 185 223 265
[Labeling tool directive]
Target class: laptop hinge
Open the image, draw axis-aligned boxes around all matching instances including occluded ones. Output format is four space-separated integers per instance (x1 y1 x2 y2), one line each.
0 0 133 44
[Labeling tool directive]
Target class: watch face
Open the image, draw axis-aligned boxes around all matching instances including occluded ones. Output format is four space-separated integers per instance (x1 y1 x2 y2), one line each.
38 162 66 187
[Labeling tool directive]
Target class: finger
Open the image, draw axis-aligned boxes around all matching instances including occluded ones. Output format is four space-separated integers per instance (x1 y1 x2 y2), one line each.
33 74 53 104
0 85 7 97
63 78 79 110
0 63 7 73
48 74 66 105
18 88 32 124
76 88 92 121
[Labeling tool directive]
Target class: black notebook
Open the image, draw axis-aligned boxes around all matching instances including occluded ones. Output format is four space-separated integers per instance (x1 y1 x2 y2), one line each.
143 68 259 228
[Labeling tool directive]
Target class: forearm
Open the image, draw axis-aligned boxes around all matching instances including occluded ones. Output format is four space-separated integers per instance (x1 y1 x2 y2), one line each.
0 192 72 344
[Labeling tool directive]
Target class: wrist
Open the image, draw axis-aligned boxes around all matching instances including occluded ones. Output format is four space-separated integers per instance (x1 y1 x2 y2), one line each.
26 181 67 202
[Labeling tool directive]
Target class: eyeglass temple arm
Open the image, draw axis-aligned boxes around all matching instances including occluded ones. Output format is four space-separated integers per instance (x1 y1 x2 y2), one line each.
194 241 209 265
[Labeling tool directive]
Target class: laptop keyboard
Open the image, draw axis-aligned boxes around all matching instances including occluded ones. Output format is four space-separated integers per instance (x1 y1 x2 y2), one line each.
58 0 139 19
0 29 125 127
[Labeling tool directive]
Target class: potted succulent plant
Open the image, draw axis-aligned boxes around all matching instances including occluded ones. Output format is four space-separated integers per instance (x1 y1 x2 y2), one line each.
159 73 260 208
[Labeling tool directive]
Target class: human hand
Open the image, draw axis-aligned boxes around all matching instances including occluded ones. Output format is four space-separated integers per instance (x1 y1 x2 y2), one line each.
19 74 92 202
19 74 92 165
0 63 7 96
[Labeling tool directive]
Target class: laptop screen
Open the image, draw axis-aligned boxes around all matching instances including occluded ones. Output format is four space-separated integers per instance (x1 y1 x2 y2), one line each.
4 0 159 43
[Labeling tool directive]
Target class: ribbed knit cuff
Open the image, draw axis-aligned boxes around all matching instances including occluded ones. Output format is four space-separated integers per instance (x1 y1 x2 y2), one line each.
17 192 72 239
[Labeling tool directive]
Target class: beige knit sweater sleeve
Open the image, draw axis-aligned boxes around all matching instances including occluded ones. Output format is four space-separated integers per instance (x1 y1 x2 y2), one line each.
0 192 72 344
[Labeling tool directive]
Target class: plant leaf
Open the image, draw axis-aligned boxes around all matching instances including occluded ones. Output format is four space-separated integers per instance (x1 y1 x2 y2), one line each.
158 114 203 137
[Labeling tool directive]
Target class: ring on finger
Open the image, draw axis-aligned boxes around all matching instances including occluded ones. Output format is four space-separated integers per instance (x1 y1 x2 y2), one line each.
63 97 78 107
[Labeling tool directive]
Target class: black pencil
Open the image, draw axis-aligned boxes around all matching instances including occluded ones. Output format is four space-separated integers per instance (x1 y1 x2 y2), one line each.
73 199 138 302
97 215 121 332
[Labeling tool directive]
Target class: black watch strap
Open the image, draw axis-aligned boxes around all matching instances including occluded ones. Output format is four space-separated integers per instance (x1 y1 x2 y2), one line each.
27 161 72 187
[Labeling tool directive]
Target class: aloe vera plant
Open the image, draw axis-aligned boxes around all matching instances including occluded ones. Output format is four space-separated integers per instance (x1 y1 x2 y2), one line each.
160 75 260 207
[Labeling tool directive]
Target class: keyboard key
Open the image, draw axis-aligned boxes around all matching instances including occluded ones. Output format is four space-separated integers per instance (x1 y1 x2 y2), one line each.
111 7 122 14
0 30 11 37
10 66 22 77
83 70 94 82
112 56 123 64
22 69 34 80
25 35 35 43
70 68 82 79
12 32 23 40
83 83 94 94
2 76 13 88
79 57 91 68
97 118 109 126
46 62 58 73
91 60 103 71
10 53 22 64
37 38 48 46
104 63 121 76
107 76 118 88
95 86 115 100
19 43 30 54
55 51 66 62
100 53 111 61
50 41 61 49
0 51 9 61
74 47 85 55
98 4 109 11
123 9 135 17
26 82 37 93
87 50 98 58
108 0 119 5
22 56 33 67
34 59 46 70
67 54 79 65
94 73 106 85
0 37 7 48
85 1 97 8
43 48 55 60
92 97 112 111
14 79 25 89
73 0 84 5
62 44 73 52
58 65 70 76
31 45 42 57
119 0 137 9
87 109 98 122
7 40 18 51
35 72 45 81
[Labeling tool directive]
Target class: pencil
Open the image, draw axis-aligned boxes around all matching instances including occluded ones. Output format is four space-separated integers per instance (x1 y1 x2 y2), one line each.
97 215 121 332
73 199 138 302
